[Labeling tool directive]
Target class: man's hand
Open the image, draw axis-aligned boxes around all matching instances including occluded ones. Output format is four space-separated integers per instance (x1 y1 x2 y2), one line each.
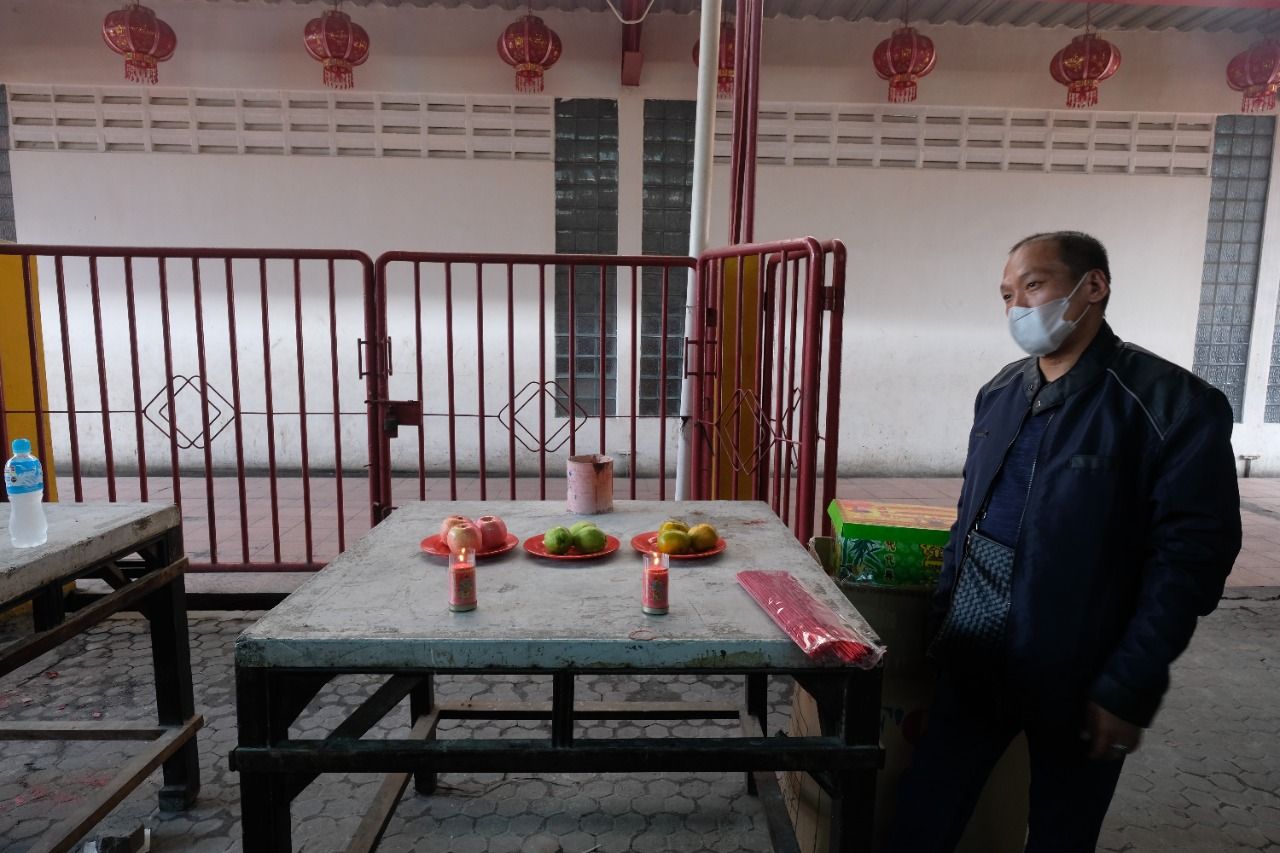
1085 701 1142 761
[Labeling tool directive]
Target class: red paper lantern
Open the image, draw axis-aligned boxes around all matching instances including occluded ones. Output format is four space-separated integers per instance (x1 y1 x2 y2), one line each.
497 15 562 94
304 9 371 90
1050 33 1121 109
1227 38 1280 114
102 3 176 86
873 27 936 104
692 22 736 100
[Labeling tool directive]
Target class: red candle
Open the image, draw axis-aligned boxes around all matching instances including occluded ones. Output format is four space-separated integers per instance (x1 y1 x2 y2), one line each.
450 547 477 612
642 551 669 615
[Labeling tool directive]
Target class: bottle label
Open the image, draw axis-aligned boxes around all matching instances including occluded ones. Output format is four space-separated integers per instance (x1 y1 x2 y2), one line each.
4 458 43 496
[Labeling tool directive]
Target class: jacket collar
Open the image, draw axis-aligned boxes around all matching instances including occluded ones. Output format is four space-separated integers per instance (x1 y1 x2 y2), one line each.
1020 322 1120 413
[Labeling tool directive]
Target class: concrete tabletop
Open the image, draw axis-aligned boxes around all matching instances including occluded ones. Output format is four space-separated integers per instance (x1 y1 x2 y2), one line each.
237 500 883 673
0 502 180 607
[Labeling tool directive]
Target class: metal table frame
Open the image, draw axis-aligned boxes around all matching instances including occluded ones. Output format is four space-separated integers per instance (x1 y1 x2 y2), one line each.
0 504 202 853
230 500 884 853
233 666 881 853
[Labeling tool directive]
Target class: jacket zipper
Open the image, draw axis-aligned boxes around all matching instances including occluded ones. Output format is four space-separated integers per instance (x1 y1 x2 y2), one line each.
1013 412 1056 547
965 404 1033 555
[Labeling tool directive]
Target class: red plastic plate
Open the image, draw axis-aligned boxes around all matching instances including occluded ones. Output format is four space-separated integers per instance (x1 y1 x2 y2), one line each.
419 533 519 559
630 531 727 560
522 534 621 561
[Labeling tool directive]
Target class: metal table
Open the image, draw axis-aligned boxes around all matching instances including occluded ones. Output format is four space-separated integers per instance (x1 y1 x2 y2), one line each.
232 500 884 853
0 502 202 853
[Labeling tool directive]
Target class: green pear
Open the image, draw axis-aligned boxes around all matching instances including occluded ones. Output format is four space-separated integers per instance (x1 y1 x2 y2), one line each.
543 526 574 555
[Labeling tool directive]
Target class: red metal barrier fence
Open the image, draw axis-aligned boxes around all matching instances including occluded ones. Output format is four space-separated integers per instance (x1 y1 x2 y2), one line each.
371 251 698 516
690 238 846 541
0 240 845 571
0 245 378 571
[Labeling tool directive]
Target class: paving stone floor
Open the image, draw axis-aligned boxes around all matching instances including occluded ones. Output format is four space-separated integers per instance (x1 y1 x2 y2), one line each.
1 591 1277 852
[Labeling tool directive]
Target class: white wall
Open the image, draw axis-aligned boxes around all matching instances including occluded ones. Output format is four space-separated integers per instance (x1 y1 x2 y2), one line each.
1 0 1261 476
738 167 1210 474
0 0 1252 113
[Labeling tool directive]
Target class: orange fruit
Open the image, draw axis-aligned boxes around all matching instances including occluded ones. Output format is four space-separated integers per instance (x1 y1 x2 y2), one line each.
659 519 689 536
688 523 719 552
656 530 691 555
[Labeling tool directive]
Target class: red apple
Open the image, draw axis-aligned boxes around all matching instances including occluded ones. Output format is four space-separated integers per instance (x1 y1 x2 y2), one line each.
439 515 471 542
476 515 508 551
446 521 482 554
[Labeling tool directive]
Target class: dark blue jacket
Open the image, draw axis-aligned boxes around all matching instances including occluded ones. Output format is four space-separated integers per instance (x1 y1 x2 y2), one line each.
935 323 1241 727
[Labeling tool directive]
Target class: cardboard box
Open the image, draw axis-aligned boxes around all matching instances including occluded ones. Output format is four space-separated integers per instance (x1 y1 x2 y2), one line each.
782 538 1030 853
827 500 956 587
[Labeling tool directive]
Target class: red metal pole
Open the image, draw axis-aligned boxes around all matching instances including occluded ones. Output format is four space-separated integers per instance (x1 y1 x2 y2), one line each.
224 258 250 563
258 259 282 563
414 263 427 501
507 262 517 499
821 240 847 539
444 263 459 500
86 257 116 502
292 259 314 565
191 259 219 564
326 259 347 553
476 262 488 500
52 257 83 502
123 257 149 503
741 0 763 243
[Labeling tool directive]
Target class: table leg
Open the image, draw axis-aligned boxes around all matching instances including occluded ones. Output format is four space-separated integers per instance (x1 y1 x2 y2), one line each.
825 670 882 853
411 674 437 795
745 673 768 795
237 667 295 853
552 672 574 747
146 529 201 811
31 582 66 632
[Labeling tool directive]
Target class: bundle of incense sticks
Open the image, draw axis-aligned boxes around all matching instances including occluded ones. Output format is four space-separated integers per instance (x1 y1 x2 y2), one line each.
737 570 883 669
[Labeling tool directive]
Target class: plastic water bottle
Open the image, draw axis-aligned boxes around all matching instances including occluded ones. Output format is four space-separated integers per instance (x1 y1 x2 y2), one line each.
5 438 48 548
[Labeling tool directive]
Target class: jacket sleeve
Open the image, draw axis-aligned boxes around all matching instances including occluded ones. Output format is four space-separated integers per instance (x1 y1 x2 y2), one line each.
1088 386 1241 727
930 389 983 637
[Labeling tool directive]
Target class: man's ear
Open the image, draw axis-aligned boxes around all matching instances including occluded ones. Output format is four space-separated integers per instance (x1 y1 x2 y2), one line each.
1087 270 1111 304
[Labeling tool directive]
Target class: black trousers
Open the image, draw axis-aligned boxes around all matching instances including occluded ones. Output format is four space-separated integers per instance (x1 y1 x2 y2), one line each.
887 675 1125 853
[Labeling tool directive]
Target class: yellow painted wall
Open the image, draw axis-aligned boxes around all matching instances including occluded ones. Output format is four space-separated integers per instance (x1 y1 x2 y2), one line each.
0 252 58 500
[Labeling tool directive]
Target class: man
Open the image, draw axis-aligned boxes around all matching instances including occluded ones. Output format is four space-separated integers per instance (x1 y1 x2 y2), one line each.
889 232 1241 852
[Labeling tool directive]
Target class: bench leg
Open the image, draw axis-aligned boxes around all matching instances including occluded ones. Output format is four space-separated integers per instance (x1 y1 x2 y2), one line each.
411 674 438 795
147 530 200 811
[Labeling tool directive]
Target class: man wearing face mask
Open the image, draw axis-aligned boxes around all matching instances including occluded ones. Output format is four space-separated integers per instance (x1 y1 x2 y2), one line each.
888 231 1241 852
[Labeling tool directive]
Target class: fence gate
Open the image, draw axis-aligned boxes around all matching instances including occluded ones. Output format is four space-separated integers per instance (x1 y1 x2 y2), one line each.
0 245 380 572
370 251 698 514
690 238 847 542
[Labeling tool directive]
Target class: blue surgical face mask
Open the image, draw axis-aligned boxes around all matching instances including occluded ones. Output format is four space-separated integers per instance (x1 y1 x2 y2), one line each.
1007 273 1091 358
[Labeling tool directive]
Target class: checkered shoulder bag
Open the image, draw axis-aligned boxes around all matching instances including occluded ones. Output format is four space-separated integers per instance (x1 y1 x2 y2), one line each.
929 530 1014 661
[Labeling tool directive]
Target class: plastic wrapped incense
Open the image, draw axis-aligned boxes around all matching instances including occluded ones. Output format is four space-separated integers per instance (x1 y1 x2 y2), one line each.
737 570 883 668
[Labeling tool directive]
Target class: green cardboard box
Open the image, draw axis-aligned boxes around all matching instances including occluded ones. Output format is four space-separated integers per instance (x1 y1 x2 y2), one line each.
827 500 957 587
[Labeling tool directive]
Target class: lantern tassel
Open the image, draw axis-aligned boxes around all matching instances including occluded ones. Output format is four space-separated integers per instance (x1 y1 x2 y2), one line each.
1243 85 1278 114
323 60 355 90
888 78 918 104
718 70 733 99
516 64 545 94
124 54 158 85
1066 81 1099 109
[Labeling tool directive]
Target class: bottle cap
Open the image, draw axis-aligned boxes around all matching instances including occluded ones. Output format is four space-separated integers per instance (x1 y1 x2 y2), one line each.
12 438 31 455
